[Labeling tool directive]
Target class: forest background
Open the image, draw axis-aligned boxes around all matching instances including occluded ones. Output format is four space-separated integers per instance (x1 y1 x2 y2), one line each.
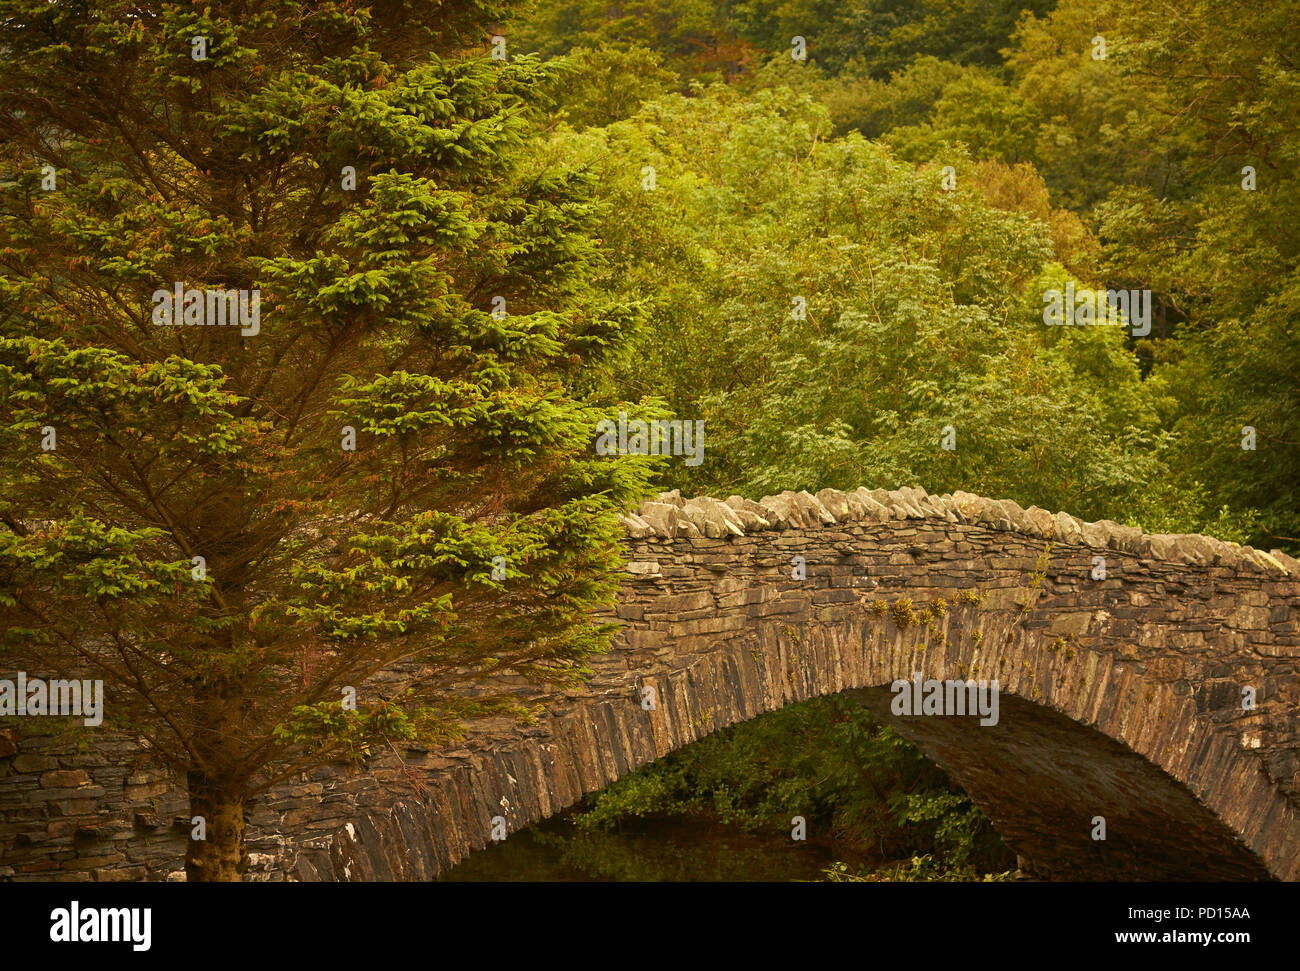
490 0 1298 881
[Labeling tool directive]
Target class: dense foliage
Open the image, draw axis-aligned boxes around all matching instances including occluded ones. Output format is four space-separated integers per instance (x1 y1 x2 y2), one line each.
568 695 1014 876
514 0 1295 552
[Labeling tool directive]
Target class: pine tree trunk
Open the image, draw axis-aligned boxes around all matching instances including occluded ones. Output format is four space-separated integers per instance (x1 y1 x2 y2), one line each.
185 772 248 882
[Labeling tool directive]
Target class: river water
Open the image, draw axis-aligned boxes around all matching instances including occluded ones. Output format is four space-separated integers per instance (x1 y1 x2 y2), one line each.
438 810 862 881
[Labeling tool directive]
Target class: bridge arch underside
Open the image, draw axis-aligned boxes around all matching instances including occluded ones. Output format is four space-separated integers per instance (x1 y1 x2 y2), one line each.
848 687 1272 881
302 517 1300 884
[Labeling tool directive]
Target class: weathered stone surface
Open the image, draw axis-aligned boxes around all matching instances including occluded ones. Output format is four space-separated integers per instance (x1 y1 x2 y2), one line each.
793 490 836 526
1052 511 1084 545
39 771 89 789
2 486 1297 883
682 497 744 539
635 501 681 538
618 514 656 539
814 488 852 522
653 490 686 508
1022 506 1055 538
625 484 1293 578
851 488 894 521
949 491 982 520
724 495 772 531
884 488 926 518
756 493 796 528
996 498 1027 529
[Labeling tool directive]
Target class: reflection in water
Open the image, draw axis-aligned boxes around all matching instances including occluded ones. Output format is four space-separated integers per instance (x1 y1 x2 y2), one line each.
439 811 865 882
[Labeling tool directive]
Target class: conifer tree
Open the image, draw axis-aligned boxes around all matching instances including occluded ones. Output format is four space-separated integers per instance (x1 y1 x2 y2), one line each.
0 0 652 880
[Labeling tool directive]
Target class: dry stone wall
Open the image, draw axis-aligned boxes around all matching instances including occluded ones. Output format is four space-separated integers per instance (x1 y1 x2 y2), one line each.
2 486 1298 880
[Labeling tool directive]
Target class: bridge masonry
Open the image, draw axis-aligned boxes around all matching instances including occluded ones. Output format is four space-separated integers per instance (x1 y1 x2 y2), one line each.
1 486 1298 880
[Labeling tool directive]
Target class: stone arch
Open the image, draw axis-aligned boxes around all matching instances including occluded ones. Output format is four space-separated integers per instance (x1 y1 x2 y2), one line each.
292 487 1300 882
2 486 1297 881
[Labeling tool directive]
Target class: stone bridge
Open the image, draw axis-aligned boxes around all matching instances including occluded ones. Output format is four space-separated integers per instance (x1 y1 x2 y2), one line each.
2 486 1299 881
